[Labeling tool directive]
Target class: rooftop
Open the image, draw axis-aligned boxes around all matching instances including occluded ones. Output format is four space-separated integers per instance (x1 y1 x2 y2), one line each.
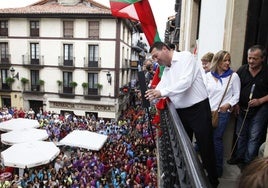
0 0 111 16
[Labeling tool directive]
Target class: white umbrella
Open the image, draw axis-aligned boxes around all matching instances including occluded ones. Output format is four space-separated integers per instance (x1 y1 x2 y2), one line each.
59 130 108 150
0 118 40 132
1 141 60 169
1 128 49 145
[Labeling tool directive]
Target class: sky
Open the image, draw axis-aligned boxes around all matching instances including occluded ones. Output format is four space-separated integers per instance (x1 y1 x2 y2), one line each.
0 0 175 41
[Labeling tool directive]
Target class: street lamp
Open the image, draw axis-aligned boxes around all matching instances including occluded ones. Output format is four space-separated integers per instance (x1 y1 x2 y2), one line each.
10 67 19 80
106 71 112 85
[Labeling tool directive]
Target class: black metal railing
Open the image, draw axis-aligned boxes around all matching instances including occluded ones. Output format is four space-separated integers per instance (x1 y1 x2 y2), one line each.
158 101 211 188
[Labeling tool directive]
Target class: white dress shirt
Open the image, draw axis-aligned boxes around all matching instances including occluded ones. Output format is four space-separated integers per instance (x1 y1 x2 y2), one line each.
155 51 208 109
204 72 241 111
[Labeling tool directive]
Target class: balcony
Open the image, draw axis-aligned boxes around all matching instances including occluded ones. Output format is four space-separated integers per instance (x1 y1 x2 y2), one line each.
30 29 39 37
122 58 130 70
158 102 210 187
58 86 75 98
132 40 147 53
58 56 75 70
83 57 101 71
0 83 11 91
0 54 11 67
23 84 45 95
83 88 101 100
22 55 44 69
0 28 8 37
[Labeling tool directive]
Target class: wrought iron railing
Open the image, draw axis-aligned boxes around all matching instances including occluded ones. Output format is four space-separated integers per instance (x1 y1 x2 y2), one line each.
157 102 211 188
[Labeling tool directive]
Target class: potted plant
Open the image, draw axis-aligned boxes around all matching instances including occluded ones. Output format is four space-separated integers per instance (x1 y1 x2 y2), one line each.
82 82 89 88
95 83 103 90
69 81 77 88
82 82 89 95
95 83 103 95
21 77 29 85
6 77 15 86
20 77 29 91
57 80 62 86
38 79 45 86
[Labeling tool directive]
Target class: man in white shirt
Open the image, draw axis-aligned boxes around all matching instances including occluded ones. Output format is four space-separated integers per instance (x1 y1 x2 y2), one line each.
145 42 218 187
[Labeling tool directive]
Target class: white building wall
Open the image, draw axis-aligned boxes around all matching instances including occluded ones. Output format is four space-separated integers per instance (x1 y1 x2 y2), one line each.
101 19 116 38
1 12 136 119
41 19 62 37
9 18 28 36
74 19 87 38
197 0 227 61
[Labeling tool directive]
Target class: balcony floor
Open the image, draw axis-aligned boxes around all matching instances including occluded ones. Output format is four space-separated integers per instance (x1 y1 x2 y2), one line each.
219 116 240 188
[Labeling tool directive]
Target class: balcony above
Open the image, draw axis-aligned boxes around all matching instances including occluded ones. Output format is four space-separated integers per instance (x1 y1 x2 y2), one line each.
0 83 11 92
83 88 101 100
58 56 75 70
0 54 11 67
22 55 44 69
83 57 101 71
58 86 75 98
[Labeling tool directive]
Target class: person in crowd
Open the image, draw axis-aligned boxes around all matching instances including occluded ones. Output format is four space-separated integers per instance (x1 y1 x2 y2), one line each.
204 50 240 177
145 41 219 187
201 52 214 73
143 59 155 88
237 156 268 188
227 45 268 166
1 104 158 187
193 52 215 152
167 43 177 51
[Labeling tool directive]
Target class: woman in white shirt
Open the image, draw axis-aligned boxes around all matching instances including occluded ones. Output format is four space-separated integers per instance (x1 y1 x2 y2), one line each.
204 50 241 177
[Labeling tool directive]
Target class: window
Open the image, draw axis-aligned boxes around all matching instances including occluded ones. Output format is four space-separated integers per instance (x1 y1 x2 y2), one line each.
30 70 40 91
88 45 99 67
0 42 9 64
1 69 9 90
30 43 40 64
88 73 98 95
63 21 73 38
63 44 73 66
0 20 8 36
88 21 99 39
30 21 39 37
63 72 73 93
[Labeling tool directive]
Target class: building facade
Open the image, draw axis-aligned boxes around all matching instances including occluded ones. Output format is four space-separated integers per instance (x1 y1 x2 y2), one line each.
0 0 145 120
166 0 268 70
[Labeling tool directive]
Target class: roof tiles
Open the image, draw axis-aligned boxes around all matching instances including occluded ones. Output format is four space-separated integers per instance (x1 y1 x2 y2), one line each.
0 0 111 15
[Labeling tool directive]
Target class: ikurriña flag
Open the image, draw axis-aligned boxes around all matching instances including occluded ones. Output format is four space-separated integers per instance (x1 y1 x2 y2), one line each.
109 0 161 46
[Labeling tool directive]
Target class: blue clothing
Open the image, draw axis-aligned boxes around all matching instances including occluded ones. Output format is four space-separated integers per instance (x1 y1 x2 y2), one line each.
213 112 231 176
235 104 268 163
211 68 233 84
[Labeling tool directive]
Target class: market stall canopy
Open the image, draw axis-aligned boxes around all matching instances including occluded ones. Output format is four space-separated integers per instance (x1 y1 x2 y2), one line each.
59 130 108 150
0 118 40 132
1 128 49 145
1 141 60 169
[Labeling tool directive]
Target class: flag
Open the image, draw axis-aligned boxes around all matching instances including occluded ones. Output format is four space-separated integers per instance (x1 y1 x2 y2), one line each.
110 0 161 46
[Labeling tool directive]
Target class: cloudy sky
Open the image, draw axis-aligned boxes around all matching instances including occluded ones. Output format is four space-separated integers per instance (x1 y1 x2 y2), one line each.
0 0 175 40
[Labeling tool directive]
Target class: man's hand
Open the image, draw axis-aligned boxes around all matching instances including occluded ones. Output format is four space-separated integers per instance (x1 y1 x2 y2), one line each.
145 89 161 101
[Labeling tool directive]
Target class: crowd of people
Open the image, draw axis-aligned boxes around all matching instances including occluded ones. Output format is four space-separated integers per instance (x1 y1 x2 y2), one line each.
0 104 158 188
1 42 267 188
